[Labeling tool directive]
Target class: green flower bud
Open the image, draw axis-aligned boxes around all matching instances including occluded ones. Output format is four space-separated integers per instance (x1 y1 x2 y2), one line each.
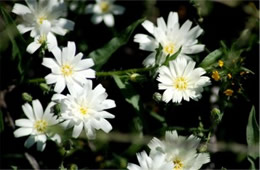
40 83 50 92
22 92 32 102
211 108 223 123
153 92 162 102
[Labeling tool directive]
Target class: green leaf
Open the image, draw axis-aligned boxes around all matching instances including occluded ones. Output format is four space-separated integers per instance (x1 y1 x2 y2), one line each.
89 18 145 70
246 106 259 159
113 75 141 112
248 156 256 170
163 47 182 66
113 75 147 132
0 6 25 76
0 109 4 133
199 49 222 70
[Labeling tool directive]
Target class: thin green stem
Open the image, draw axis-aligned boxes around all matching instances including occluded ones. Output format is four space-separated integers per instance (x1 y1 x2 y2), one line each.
96 67 153 77
27 78 45 84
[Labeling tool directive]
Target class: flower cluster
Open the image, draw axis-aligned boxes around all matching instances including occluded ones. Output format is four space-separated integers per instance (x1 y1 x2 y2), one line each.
13 0 117 151
11 0 214 168
127 131 210 170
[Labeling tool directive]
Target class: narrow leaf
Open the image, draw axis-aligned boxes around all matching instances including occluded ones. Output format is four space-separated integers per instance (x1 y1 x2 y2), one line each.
89 18 145 70
199 49 222 70
246 106 259 159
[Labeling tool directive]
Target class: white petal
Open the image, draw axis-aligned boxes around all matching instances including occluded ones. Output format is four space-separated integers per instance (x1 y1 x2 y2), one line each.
15 119 33 127
24 135 36 148
22 103 35 121
45 74 58 84
51 47 62 65
99 118 112 133
91 14 103 24
104 14 114 27
46 32 58 51
36 141 46 152
14 127 32 138
26 41 41 54
85 4 94 14
72 122 83 138
51 18 75 36
12 3 31 15
32 99 44 120
142 20 154 34
183 44 205 54
157 17 167 32
54 77 66 93
167 12 179 30
25 0 37 12
112 5 125 15
42 58 60 70
17 24 33 34
143 52 156 67
67 41 76 59
134 34 154 44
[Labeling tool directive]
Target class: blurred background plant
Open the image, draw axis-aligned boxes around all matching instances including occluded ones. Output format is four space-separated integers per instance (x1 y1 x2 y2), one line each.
0 0 259 169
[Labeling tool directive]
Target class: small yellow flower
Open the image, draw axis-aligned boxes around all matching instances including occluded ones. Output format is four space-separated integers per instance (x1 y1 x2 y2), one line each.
218 60 224 68
212 71 220 81
227 73 232 79
224 89 234 96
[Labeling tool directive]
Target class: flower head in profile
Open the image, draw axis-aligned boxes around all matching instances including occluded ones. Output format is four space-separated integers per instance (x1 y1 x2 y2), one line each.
148 130 210 170
157 58 210 103
42 41 95 94
52 80 116 139
12 0 74 38
86 0 125 27
134 11 204 67
127 151 174 170
14 100 60 151
26 20 57 54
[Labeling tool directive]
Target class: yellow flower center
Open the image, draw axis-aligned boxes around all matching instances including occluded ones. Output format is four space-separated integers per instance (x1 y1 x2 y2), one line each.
38 34 47 44
224 89 234 96
38 16 47 25
99 1 110 13
173 159 184 170
163 42 175 55
79 106 88 115
218 60 224 67
61 64 73 77
174 77 188 91
227 73 232 79
34 119 48 133
212 71 220 81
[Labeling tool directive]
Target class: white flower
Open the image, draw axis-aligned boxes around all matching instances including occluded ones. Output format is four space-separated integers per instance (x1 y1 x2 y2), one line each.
42 41 95 94
52 80 116 139
134 11 204 67
86 0 125 27
157 58 210 103
26 20 57 54
12 0 74 38
127 151 174 170
14 100 60 151
148 130 210 170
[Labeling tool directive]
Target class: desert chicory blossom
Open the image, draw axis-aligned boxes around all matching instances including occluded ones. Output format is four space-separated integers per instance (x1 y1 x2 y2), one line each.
157 57 210 103
148 130 210 170
127 151 174 170
134 11 204 67
26 20 57 54
42 41 95 94
52 80 116 139
14 100 60 151
12 0 74 38
86 0 125 27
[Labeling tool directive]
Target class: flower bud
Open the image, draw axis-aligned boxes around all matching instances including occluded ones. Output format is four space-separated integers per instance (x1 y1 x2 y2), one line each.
22 92 32 102
153 92 162 102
